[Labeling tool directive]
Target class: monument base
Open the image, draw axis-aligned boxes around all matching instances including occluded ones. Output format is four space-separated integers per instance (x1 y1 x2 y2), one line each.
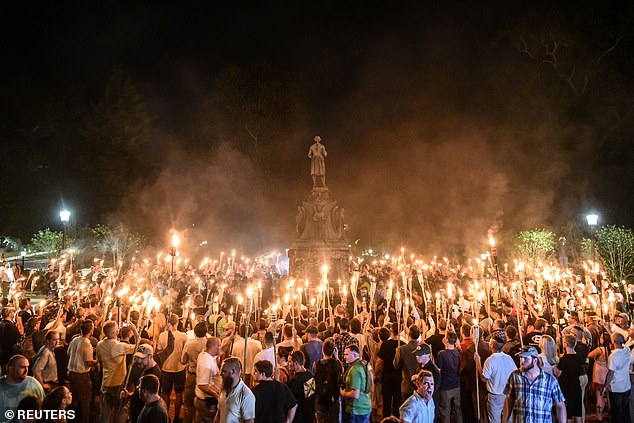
287 246 351 282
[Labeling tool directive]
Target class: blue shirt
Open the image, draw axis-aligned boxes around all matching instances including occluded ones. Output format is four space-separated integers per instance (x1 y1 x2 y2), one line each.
400 391 434 423
503 369 565 423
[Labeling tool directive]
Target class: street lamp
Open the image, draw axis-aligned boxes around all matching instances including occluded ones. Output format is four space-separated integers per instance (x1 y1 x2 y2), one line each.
586 213 599 262
60 210 71 250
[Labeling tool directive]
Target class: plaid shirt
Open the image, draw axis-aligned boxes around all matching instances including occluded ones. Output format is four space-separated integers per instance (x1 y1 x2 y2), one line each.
334 332 359 362
504 369 565 423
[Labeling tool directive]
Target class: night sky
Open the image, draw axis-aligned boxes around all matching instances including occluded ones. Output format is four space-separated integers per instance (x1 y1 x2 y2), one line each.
1 2 633 256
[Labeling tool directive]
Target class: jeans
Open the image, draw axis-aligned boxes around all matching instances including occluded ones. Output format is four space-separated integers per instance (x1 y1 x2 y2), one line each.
609 390 631 423
439 387 462 423
343 413 370 423
579 374 588 421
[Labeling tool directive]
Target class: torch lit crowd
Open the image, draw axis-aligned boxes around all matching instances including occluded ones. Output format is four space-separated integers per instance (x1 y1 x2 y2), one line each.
0 245 633 423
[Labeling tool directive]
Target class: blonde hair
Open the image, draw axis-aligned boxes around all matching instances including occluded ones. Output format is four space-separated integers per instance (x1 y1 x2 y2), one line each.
539 335 559 366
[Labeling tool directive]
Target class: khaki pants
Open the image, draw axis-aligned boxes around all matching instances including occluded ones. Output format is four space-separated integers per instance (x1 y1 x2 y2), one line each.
184 372 197 423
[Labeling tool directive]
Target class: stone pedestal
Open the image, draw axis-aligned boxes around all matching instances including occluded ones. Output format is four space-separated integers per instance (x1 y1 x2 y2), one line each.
288 187 351 281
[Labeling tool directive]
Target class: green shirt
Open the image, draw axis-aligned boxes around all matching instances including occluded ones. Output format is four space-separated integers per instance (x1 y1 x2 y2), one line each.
344 360 372 415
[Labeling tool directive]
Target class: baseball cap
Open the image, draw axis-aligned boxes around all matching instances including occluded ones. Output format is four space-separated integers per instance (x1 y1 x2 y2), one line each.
134 344 154 358
516 346 538 358
413 343 432 356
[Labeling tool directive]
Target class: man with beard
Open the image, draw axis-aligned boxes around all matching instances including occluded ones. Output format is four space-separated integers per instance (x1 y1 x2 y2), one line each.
121 344 162 423
502 346 566 423
137 374 169 423
0 355 45 419
217 357 255 423
399 369 435 423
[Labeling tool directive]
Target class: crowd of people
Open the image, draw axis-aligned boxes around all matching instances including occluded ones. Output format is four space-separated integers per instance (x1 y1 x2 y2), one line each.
0 256 632 423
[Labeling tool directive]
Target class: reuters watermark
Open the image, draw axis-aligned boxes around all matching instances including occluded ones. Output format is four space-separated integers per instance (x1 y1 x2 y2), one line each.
5 409 76 420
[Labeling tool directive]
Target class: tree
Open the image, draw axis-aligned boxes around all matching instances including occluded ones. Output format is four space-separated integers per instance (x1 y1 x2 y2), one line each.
514 229 557 263
595 225 634 292
29 229 63 259
92 224 144 267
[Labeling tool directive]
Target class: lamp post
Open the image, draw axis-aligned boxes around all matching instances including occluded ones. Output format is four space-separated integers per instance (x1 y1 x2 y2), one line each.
59 210 70 250
586 213 599 263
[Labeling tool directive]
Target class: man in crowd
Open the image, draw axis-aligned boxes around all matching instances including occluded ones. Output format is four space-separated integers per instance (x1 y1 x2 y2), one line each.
287 351 315 423
393 325 421 402
195 337 222 423
67 320 96 423
217 357 255 423
300 325 323 373
32 330 60 392
475 331 517 423
231 324 262 386
313 338 342 423
137 374 169 423
502 346 566 423
251 359 297 423
157 313 189 423
122 343 163 423
0 307 20 374
413 343 440 420
340 345 372 423
522 318 547 350
334 319 359 363
96 320 139 423
252 332 276 372
377 324 401 418
603 332 632 423
399 369 435 423
436 331 461 423
182 321 209 423
0 355 45 420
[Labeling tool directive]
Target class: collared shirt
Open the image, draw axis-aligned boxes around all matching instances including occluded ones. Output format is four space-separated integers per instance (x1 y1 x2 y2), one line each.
399 391 435 423
482 352 517 395
33 346 58 383
608 346 632 393
334 332 359 362
68 336 94 374
503 369 565 423
182 337 208 373
195 351 221 400
218 380 256 423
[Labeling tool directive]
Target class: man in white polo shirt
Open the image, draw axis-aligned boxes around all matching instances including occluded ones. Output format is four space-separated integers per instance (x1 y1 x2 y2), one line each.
195 337 222 423
217 357 255 423
475 331 517 423
603 332 632 423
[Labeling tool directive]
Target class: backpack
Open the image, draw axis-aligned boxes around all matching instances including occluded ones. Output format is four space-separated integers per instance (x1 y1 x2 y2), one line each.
314 358 341 405
344 359 373 395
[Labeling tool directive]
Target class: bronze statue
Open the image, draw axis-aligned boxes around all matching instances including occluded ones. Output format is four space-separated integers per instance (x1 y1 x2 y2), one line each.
308 136 327 187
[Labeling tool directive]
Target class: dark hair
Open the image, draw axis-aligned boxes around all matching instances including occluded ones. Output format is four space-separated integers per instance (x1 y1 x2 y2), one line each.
345 344 360 355
290 350 305 366
350 318 362 334
378 327 390 342
194 322 207 338
338 318 350 331
80 319 94 336
264 331 275 346
445 331 458 345
139 374 160 394
283 324 294 338
41 386 69 410
45 330 58 341
408 324 420 340
323 338 335 356
534 318 547 331
254 360 273 377
505 325 517 340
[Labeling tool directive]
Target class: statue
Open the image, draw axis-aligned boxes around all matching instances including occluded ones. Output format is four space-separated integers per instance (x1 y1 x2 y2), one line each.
308 135 327 187
295 206 306 236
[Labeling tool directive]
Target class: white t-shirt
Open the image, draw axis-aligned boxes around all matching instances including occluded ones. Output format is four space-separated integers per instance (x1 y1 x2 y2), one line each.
251 347 275 374
608 347 632 393
67 336 94 374
195 351 221 400
482 352 517 395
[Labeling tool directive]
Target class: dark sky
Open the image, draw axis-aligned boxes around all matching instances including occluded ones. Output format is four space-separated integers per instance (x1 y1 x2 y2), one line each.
1 2 634 256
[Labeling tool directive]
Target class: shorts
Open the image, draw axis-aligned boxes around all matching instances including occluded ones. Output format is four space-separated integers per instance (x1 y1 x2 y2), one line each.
162 369 186 393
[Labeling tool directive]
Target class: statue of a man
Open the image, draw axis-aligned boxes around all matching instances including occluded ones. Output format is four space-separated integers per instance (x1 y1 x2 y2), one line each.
308 136 327 187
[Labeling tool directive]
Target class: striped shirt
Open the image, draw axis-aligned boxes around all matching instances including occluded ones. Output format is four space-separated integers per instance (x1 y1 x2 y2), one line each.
503 368 565 423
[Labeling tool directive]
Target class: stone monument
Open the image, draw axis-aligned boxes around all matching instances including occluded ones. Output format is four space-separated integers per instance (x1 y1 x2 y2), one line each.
287 136 351 281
